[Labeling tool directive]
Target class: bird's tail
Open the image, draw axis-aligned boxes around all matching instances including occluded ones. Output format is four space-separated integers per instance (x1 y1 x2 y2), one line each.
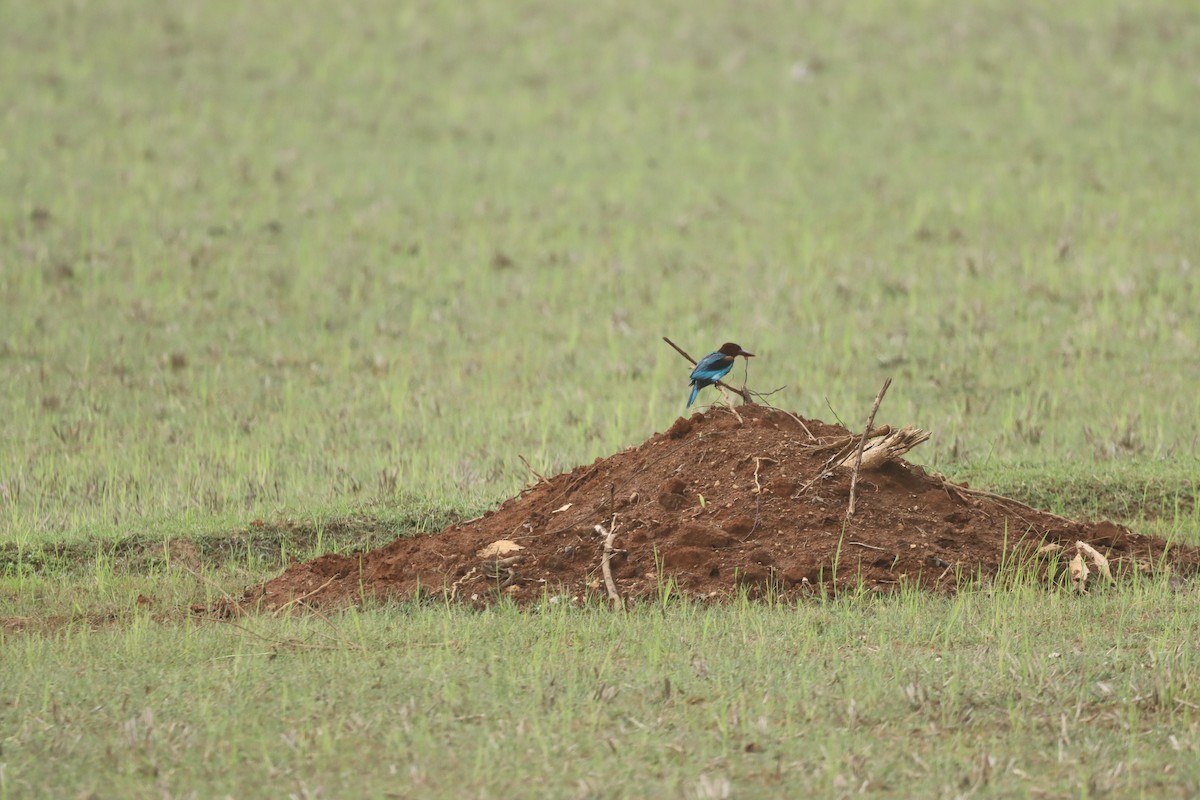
687 382 699 408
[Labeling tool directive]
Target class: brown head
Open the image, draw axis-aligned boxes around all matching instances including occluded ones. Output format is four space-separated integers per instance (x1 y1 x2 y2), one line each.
718 342 754 358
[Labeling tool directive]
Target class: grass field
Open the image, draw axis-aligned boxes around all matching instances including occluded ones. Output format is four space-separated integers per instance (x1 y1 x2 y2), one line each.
3 0 1200 796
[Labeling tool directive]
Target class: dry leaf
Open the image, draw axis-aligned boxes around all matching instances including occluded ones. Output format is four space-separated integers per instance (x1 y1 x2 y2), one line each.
552 503 572 514
1069 552 1090 592
476 540 524 559
1037 543 1064 555
1076 541 1113 584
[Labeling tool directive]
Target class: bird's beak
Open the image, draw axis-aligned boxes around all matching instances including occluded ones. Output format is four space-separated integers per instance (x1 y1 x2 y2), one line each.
739 350 755 358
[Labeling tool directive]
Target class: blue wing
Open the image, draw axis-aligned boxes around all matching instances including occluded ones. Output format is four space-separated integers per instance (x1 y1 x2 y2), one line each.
686 351 737 406
689 352 735 386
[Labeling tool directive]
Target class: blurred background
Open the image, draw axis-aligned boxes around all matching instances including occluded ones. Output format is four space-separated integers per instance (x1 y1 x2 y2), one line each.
3 0 1199 541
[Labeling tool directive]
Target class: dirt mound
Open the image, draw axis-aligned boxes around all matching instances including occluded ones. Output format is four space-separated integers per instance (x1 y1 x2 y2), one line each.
243 405 1198 609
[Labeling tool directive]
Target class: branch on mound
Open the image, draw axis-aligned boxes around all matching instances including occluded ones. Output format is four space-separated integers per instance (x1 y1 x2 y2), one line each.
834 425 931 471
795 424 931 497
942 481 1076 528
847 378 892 517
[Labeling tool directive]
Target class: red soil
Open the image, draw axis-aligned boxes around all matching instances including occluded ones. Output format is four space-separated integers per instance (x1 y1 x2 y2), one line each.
242 405 1197 609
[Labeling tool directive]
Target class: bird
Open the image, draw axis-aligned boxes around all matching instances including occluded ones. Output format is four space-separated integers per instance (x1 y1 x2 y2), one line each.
687 342 755 407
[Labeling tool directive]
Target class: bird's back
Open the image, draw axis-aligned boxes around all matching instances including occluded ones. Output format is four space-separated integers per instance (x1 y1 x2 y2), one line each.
690 352 732 382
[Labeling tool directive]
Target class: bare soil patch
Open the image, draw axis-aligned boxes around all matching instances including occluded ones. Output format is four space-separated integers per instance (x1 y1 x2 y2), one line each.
242 406 1198 609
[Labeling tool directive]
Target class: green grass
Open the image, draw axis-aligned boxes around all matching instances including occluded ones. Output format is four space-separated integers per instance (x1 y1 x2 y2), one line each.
3 0 1200 796
5 589 1200 797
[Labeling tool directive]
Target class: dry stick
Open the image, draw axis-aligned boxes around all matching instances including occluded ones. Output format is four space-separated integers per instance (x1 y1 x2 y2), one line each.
744 457 773 540
752 457 776 494
774 407 816 440
748 386 786 400
837 425 930 472
800 426 890 457
824 397 848 428
662 336 752 404
717 385 745 424
818 428 892 475
209 613 351 652
949 482 1079 528
272 576 337 616
306 606 371 650
449 567 479 601
180 563 235 602
535 468 593 518
518 454 548 484
948 480 1086 545
753 398 816 439
594 521 624 609
847 377 892 518
794 428 888 497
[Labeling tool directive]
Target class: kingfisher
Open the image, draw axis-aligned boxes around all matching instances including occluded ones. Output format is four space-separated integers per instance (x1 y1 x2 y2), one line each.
687 342 755 407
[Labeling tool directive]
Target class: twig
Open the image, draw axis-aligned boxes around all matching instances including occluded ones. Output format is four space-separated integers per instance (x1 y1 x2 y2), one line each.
717 385 745 424
784 410 815 439
272 576 337 616
541 467 594 513
760 402 816 439
940 477 1039 531
824 397 847 428
662 336 752 404
847 541 887 552
949 482 1078 528
795 429 889 497
748 493 762 540
449 566 479 601
752 457 776 494
594 520 624 609
208 613 354 652
847 378 892 518
306 606 371 650
180 563 235 602
662 335 697 365
518 454 548 484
